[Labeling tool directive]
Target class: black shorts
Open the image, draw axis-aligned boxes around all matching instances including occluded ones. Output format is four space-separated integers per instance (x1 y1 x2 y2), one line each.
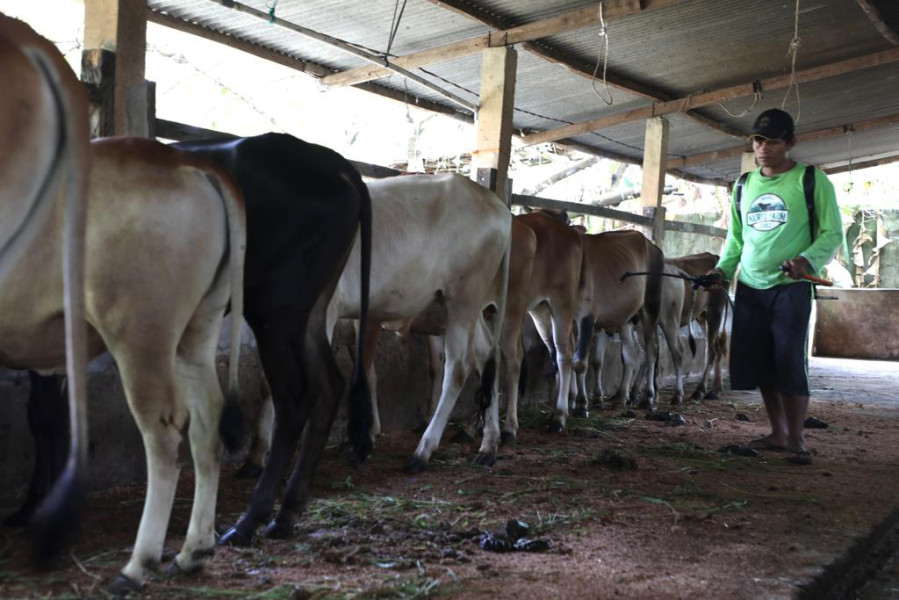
730 281 813 396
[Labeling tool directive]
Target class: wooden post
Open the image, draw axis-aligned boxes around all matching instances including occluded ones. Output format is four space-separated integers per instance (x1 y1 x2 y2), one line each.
474 46 517 204
83 0 149 137
641 116 669 243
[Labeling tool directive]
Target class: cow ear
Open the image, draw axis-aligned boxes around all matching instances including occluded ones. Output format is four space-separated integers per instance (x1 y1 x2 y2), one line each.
562 210 569 223
523 206 534 213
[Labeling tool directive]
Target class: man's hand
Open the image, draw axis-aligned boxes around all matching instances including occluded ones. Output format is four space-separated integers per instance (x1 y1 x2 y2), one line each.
697 268 726 289
781 257 812 280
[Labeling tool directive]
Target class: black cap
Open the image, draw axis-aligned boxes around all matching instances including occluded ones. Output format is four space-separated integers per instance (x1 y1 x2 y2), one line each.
749 108 795 141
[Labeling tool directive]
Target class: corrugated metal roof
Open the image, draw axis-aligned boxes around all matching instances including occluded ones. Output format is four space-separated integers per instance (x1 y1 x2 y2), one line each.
146 0 899 184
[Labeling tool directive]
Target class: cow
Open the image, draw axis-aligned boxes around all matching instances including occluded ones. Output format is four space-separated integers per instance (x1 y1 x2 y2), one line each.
0 13 89 559
170 134 374 546
612 263 696 406
665 252 730 400
390 217 536 449
571 229 665 412
0 137 246 593
515 211 584 432
325 173 511 471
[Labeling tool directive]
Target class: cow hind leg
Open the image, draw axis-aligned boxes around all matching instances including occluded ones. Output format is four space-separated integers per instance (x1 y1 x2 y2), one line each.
219 329 308 547
267 315 345 539
167 308 230 575
546 309 576 432
661 322 685 406
110 351 184 591
589 329 609 408
409 315 477 472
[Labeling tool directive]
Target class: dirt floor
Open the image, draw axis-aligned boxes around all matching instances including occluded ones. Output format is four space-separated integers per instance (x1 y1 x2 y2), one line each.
1 356 898 599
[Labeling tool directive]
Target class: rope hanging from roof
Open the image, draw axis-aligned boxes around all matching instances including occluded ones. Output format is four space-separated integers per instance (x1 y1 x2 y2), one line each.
266 0 278 24
781 0 803 123
385 0 409 59
591 1 614 105
717 82 762 118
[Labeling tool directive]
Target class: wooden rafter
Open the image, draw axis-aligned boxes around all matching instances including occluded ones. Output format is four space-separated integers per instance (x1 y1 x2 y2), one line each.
856 0 899 46
524 47 899 146
672 111 899 170
824 153 899 175
322 0 679 90
416 0 744 141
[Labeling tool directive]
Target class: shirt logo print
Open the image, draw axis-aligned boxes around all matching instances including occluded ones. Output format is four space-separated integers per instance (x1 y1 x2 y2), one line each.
746 193 789 231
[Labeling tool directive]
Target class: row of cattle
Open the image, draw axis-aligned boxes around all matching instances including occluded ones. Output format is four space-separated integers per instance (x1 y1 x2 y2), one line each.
0 14 728 595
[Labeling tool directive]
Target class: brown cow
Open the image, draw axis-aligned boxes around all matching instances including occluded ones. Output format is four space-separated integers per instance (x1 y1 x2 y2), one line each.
571 230 665 412
0 138 246 592
412 217 537 450
665 252 730 400
516 211 584 432
620 263 697 406
0 13 89 558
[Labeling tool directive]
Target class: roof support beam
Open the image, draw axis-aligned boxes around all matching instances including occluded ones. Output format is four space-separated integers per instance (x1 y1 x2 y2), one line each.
672 111 899 169
85 0 150 136
641 117 669 242
856 0 899 46
322 0 680 89
474 46 518 200
523 47 899 146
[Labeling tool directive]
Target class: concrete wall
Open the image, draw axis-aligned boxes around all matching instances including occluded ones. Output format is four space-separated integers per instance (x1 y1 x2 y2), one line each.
1 314 727 509
813 289 899 360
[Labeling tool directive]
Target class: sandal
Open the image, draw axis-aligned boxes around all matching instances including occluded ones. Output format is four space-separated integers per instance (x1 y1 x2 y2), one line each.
740 436 788 452
785 448 813 465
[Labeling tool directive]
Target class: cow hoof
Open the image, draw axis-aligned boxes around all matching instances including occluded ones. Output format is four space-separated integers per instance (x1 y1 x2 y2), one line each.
472 452 496 467
233 462 264 479
405 457 429 474
450 429 475 444
547 420 565 433
106 573 144 597
264 519 294 540
704 392 719 401
500 431 518 447
217 526 254 547
572 406 589 419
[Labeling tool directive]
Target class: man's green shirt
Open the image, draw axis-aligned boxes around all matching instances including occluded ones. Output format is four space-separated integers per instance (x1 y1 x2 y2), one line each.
717 162 842 290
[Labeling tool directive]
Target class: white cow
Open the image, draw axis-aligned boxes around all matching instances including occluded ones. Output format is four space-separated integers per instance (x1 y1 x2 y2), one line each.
0 138 245 593
328 173 511 470
0 13 89 557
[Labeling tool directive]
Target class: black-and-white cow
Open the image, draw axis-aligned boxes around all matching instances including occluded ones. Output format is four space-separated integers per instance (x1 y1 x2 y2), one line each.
172 133 374 544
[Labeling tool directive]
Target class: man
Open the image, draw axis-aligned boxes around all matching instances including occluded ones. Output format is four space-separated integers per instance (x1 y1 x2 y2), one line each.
707 108 842 465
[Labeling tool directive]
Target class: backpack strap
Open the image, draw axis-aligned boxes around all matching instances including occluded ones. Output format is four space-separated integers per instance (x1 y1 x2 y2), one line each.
803 165 816 242
735 171 750 225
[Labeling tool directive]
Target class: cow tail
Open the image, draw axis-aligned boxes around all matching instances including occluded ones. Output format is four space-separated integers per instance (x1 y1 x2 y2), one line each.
478 216 511 426
718 294 730 359
212 170 247 454
684 283 696 358
25 41 90 564
346 175 374 468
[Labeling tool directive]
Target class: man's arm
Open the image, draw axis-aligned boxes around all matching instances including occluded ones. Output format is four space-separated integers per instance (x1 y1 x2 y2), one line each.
798 170 843 273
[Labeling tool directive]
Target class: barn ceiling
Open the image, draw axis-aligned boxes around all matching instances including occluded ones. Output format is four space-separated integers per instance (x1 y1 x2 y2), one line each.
146 0 899 186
